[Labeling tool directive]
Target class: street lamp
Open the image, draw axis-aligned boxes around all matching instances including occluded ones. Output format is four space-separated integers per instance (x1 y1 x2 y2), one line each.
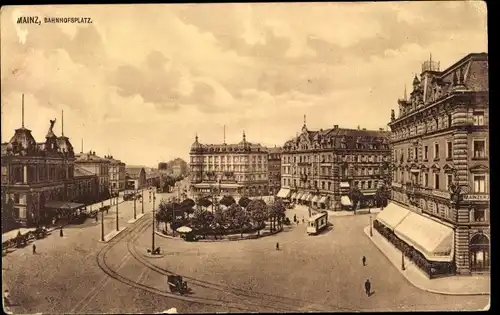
133 189 137 220
115 189 119 231
401 251 406 271
100 207 105 242
141 189 144 214
151 191 156 253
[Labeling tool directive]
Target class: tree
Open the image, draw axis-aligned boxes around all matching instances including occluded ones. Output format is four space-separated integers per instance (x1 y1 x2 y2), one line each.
238 196 251 209
349 186 364 210
271 198 286 230
234 207 250 238
220 195 236 208
213 206 227 238
226 203 241 229
375 185 391 208
194 210 214 239
180 198 196 217
197 197 212 209
247 199 267 235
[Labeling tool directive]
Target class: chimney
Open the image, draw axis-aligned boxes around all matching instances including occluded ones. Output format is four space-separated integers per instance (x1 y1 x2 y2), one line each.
334 125 339 129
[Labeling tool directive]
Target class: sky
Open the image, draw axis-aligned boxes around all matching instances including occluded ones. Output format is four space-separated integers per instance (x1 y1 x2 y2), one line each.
1 2 488 167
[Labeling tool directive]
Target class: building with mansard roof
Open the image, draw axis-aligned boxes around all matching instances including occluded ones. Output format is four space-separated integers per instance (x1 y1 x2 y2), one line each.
1 99 96 227
189 132 268 198
377 52 489 277
281 117 391 210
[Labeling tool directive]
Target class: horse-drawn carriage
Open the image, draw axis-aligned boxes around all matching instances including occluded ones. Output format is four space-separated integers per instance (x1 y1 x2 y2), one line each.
167 275 190 295
33 227 48 239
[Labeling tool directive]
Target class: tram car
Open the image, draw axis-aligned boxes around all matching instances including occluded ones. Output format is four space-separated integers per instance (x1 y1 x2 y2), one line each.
306 211 328 235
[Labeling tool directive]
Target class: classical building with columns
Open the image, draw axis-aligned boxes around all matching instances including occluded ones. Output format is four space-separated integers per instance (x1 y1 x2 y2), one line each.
281 118 391 210
189 132 268 198
377 53 489 277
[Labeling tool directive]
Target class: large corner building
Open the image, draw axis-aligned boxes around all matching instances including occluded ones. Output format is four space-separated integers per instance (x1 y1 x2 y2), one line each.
376 53 489 277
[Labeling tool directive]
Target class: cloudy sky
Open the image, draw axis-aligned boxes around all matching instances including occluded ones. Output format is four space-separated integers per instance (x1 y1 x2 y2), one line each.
1 2 487 166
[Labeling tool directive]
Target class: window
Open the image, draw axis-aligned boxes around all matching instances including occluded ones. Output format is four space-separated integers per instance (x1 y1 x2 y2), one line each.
446 174 453 189
414 147 418 160
424 146 428 160
473 140 486 158
407 148 411 160
424 173 429 187
473 175 487 193
434 173 440 190
448 114 452 127
434 143 439 159
446 141 453 159
473 111 485 126
368 181 372 189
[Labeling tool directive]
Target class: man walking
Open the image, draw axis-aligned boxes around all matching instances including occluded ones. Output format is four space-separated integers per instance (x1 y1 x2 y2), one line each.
32 243 36 254
362 256 366 266
59 227 64 238
364 279 371 296
276 242 280 251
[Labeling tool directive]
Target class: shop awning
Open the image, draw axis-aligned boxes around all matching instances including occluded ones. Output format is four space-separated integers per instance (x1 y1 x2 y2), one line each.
376 202 410 231
340 182 350 188
394 212 454 262
44 201 85 211
363 191 377 196
311 195 320 203
341 196 353 206
276 188 291 198
290 192 297 200
295 192 303 200
319 196 328 204
301 193 310 201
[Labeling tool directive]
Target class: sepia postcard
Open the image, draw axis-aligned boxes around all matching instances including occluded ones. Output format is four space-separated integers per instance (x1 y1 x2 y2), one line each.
1 2 489 314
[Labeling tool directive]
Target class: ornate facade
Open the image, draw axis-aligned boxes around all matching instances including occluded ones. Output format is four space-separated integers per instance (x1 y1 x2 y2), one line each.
189 132 268 198
386 53 489 275
1 103 98 226
281 119 391 210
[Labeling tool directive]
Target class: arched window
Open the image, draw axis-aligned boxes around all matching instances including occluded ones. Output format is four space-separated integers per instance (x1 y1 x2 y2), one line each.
470 234 490 271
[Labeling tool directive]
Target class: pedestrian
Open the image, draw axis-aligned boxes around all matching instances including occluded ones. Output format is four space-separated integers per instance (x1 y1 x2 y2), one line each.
276 242 280 251
302 217 305 224
95 215 98 222
32 243 36 254
362 256 366 266
293 214 297 222
364 279 371 296
59 227 63 238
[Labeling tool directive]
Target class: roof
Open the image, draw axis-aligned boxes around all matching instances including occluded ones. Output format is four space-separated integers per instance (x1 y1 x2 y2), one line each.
76 151 109 163
283 127 391 151
103 155 125 164
126 167 145 178
266 146 282 154
74 166 95 177
44 201 85 210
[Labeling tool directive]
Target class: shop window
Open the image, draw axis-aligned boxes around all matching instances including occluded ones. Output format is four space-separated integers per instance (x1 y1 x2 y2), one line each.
470 234 490 271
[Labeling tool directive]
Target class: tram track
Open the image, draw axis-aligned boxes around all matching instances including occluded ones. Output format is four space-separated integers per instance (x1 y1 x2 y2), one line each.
73 214 272 313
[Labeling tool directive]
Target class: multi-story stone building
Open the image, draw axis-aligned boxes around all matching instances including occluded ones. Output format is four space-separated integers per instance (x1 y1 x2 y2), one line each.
75 151 110 198
125 166 147 190
378 53 489 277
104 155 126 192
267 146 282 197
189 132 268 197
281 118 391 210
1 104 96 227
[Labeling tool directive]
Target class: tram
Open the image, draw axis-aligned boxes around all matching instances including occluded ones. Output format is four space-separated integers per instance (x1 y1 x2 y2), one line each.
306 211 328 235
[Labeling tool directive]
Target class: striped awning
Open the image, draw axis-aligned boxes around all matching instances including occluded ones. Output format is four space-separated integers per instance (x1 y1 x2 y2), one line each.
341 195 353 206
290 192 297 199
295 192 303 200
311 195 320 203
306 194 313 201
319 196 328 204
276 188 291 198
301 193 310 201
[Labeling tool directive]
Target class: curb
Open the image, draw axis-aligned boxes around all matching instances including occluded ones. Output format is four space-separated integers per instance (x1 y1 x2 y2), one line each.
127 213 146 224
143 252 166 259
363 226 490 296
98 227 128 243
154 228 283 242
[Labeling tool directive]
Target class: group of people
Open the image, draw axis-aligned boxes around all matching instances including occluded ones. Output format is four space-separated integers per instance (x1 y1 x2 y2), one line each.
32 226 65 254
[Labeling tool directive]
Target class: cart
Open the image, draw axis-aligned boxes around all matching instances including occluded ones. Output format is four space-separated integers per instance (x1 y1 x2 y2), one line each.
167 275 189 295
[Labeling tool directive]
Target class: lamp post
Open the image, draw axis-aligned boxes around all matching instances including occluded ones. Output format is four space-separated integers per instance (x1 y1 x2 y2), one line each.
151 191 156 253
141 189 144 214
133 189 137 220
100 208 105 242
115 189 119 231
401 251 406 270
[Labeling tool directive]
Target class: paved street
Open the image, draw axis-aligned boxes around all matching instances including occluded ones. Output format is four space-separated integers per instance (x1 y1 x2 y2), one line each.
3 198 488 313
